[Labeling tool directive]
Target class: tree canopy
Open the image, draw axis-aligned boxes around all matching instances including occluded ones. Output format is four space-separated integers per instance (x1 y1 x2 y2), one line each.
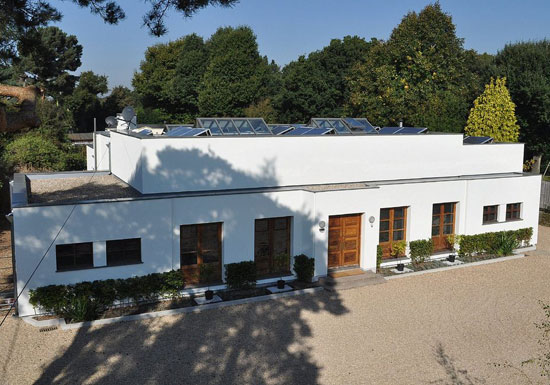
496 40 550 159
464 77 519 142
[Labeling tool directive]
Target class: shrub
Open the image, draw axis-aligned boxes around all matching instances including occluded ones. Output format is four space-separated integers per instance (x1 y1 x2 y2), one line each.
458 228 531 257
409 239 434 264
225 261 257 289
376 245 383 272
29 270 185 321
293 254 315 283
199 264 216 287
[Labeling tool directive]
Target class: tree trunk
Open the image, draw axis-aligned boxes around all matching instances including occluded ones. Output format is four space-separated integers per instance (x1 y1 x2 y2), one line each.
0 84 40 132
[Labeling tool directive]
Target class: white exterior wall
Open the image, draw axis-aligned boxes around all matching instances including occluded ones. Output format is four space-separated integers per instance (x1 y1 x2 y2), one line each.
13 174 540 316
86 133 111 171
109 132 524 194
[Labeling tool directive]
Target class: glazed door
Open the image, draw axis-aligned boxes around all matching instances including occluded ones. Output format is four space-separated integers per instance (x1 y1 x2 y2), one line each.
431 203 456 252
180 222 222 285
328 214 362 268
379 207 407 259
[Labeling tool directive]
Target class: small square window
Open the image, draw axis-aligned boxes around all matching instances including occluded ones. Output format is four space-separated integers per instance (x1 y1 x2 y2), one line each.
56 242 93 271
483 205 498 224
506 203 521 221
106 238 141 266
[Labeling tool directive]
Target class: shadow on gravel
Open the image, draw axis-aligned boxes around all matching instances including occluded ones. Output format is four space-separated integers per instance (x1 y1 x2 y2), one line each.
430 342 485 385
35 290 347 385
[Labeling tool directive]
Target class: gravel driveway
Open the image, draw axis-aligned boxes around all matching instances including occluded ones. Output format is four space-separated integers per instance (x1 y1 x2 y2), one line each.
1 227 549 385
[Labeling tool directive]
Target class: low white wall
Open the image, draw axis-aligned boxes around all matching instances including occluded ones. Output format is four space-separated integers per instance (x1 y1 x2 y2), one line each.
109 132 525 194
86 133 111 171
13 174 540 316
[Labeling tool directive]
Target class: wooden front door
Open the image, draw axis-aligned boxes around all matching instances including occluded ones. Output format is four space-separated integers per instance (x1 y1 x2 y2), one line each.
328 214 362 268
432 203 456 252
180 222 222 285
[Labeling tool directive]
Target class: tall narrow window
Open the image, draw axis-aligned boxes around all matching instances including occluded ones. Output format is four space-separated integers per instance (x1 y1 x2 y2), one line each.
254 217 291 277
379 207 407 259
432 203 456 252
56 242 93 271
180 223 222 285
106 238 141 266
506 203 522 220
483 205 498 224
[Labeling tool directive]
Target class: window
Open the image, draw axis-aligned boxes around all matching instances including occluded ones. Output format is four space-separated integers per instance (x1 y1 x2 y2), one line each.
506 203 522 220
483 205 498 224
254 217 291 277
106 238 141 266
180 223 222 284
379 207 407 258
56 242 93 271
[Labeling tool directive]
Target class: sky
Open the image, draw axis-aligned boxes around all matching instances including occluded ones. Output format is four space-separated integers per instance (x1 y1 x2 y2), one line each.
52 0 550 89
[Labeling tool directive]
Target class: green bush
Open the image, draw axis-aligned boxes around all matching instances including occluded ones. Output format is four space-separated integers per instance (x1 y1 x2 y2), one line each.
409 239 434 264
293 254 315 283
29 270 185 322
458 228 532 257
376 245 383 272
225 261 257 289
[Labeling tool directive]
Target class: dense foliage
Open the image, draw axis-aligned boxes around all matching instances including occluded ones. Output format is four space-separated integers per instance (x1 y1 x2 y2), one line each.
28 270 184 322
409 239 434 264
465 77 520 142
457 228 532 257
293 254 315 283
225 261 257 289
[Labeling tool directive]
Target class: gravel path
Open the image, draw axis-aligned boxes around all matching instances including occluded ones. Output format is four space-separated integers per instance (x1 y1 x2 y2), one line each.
0 227 549 385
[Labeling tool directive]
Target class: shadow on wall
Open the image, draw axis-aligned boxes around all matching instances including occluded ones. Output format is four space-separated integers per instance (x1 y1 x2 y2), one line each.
25 143 348 384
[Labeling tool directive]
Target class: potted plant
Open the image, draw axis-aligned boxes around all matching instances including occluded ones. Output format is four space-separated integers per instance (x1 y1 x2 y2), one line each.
391 240 407 271
446 234 460 262
199 264 216 300
273 253 289 289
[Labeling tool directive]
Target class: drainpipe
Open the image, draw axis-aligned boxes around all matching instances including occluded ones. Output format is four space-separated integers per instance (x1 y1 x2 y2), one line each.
5 212 17 316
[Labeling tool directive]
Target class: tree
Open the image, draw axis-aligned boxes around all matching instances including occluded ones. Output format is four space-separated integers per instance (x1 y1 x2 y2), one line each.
464 77 519 142
16 26 82 98
347 3 483 132
496 40 550 159
274 36 371 123
198 26 277 117
0 0 237 132
133 34 207 122
66 71 108 132
103 86 136 116
35 99 74 143
244 98 277 123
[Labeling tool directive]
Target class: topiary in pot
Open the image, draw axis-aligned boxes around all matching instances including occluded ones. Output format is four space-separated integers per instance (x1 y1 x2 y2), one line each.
273 253 290 289
391 240 407 271
199 264 216 300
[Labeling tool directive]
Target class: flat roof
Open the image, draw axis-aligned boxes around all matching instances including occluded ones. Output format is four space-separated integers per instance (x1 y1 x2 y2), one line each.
11 171 534 208
28 173 141 204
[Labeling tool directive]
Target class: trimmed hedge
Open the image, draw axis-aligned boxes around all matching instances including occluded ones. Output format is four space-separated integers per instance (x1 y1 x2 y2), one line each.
293 254 315 283
225 261 257 289
458 227 532 257
409 239 434 264
376 245 383 272
29 270 184 322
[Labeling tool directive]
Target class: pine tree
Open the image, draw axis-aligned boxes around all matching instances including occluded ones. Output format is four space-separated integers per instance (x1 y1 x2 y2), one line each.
464 77 520 142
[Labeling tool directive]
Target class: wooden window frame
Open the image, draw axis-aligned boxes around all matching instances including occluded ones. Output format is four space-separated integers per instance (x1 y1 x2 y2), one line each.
379 207 407 259
56 242 94 271
431 202 456 251
106 238 142 267
482 205 498 224
254 216 292 278
506 203 522 221
180 222 222 285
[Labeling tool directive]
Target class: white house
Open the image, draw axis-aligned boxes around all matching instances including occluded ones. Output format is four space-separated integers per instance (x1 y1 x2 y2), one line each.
9 117 541 316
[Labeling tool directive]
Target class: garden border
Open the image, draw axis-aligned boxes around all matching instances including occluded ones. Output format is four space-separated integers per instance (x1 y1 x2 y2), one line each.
22 286 323 330
384 253 525 280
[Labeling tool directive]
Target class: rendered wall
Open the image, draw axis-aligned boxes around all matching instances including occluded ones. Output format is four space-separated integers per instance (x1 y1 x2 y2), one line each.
13 174 540 316
86 133 111 171
109 132 525 194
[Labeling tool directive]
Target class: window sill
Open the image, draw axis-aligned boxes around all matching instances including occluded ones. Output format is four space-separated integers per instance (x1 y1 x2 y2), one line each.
505 218 523 222
56 261 143 273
